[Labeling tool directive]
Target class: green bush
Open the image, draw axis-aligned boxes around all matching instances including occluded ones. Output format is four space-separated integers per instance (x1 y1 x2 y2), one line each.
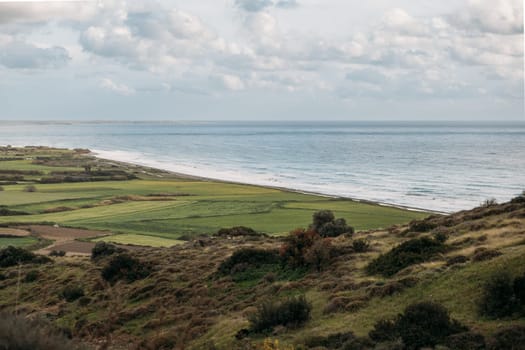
397 302 466 350
215 226 263 237
218 248 279 275
370 302 466 350
62 285 85 302
352 238 370 253
248 295 312 333
310 210 354 237
101 254 152 284
0 312 86 350
365 237 446 277
24 270 39 283
479 272 523 318
91 241 123 260
0 246 51 268
489 326 525 350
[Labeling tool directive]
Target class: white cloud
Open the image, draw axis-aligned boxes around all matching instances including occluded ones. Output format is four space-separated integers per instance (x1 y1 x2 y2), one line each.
451 0 523 35
0 40 70 69
99 78 135 95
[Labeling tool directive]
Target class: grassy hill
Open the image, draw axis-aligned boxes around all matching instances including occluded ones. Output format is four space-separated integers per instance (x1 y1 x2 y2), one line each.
0 147 523 349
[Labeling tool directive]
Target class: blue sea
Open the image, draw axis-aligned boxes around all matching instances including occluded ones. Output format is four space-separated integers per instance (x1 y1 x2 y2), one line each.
0 121 524 213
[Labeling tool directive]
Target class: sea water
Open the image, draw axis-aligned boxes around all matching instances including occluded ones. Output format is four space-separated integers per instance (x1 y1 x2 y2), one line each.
0 121 524 213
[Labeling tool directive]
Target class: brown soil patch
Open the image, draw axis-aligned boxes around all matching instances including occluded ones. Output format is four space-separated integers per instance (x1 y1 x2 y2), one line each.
0 228 31 237
46 241 96 255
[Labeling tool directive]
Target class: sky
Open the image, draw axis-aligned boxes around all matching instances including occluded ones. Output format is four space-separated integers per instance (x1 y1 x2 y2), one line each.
0 0 523 121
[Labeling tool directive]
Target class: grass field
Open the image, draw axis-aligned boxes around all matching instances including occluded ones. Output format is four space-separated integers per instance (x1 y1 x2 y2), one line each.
0 147 429 246
0 235 39 248
92 233 184 247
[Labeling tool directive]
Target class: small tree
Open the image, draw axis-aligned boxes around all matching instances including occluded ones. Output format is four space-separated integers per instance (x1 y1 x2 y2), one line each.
304 238 333 272
310 210 354 238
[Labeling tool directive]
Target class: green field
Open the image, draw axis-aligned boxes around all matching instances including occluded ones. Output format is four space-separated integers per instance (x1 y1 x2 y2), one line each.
0 236 39 248
92 233 184 247
0 148 429 246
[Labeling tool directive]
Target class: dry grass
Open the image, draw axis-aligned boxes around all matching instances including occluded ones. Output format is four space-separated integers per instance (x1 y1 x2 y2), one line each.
0 200 523 349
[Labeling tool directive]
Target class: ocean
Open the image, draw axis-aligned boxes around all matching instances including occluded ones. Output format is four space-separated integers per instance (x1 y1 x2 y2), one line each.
1 121 524 213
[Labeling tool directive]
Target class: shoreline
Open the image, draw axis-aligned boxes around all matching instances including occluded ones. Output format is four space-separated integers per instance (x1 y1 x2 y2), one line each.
90 151 442 215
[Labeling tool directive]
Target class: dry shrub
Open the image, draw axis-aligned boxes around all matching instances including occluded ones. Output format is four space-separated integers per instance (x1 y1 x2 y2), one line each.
472 248 502 262
0 312 87 350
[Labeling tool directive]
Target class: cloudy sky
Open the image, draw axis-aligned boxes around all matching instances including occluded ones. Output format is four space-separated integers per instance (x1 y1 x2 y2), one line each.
0 0 523 121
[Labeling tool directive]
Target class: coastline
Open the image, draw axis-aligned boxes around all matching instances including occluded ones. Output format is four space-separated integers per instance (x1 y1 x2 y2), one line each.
90 150 441 215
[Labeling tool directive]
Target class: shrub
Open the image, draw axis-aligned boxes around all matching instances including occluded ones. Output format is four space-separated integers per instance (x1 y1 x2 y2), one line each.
433 231 448 243
280 228 319 268
24 270 39 283
445 332 486 350
352 238 370 253
513 273 525 307
365 237 446 277
49 250 66 257
24 185 37 192
488 326 525 350
304 332 356 349
91 241 123 260
101 254 152 284
446 255 469 266
0 246 51 268
304 238 333 272
369 317 400 342
248 295 312 333
472 248 502 262
0 312 86 350
397 302 466 350
215 226 262 237
370 302 466 349
0 207 29 216
408 220 436 233
62 285 85 302
479 272 521 318
510 191 525 204
218 248 279 275
310 210 354 237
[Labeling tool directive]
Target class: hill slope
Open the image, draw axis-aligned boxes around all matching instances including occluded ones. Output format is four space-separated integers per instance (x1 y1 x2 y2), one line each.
0 195 524 349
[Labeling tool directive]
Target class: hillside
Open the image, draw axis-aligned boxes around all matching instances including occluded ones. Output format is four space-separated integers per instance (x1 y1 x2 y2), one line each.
0 147 524 349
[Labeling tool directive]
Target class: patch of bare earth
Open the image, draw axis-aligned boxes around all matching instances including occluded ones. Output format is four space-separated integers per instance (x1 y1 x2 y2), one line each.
14 225 112 256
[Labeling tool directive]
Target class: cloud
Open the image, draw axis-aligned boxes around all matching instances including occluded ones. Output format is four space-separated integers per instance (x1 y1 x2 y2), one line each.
0 2 97 25
0 40 70 69
213 74 245 91
235 0 273 12
450 0 523 35
234 0 298 12
99 78 135 95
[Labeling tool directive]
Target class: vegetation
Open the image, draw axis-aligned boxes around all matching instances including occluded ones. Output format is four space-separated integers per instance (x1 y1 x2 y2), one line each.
62 285 85 302
101 254 152 284
0 312 86 350
91 241 122 260
351 238 370 252
0 246 51 267
247 295 312 333
370 302 467 349
218 248 279 275
479 271 525 318
310 210 354 237
366 236 447 277
0 147 524 349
